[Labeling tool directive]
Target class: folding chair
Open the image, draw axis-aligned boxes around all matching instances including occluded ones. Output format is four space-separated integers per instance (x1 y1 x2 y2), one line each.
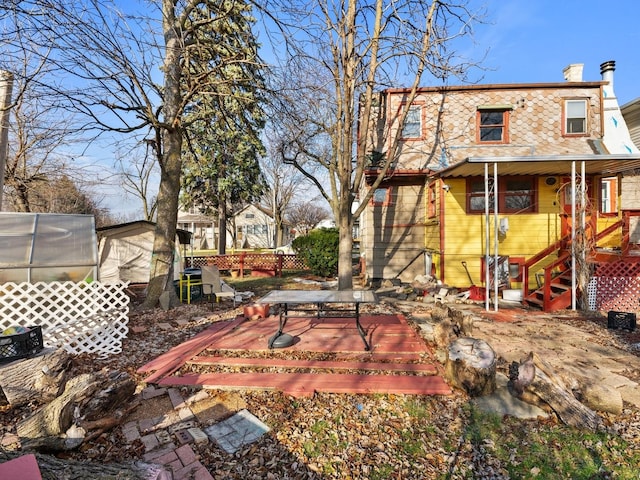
201 265 237 308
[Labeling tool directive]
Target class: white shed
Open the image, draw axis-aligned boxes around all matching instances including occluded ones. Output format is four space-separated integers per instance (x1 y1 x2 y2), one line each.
96 220 191 284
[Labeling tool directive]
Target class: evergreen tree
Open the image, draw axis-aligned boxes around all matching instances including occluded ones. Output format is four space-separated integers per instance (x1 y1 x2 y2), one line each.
180 0 267 253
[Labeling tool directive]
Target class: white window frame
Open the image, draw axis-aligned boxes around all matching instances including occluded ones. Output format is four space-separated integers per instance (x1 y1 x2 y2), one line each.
565 99 587 135
402 104 422 139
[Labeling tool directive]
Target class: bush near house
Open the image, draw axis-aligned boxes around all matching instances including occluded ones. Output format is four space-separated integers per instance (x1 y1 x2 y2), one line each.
292 228 339 277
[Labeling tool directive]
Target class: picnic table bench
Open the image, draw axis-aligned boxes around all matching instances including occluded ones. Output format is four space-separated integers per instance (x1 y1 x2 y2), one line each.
258 290 378 350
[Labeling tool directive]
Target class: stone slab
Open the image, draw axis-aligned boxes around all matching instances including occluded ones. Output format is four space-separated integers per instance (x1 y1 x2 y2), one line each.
204 409 270 454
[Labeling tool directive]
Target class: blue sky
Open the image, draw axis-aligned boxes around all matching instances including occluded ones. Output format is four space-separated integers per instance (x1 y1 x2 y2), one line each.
101 0 640 216
463 0 639 105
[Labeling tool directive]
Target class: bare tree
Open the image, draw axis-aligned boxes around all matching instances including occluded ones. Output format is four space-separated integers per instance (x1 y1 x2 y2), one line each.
259 138 309 247
2 0 266 308
263 0 483 288
2 67 80 212
286 201 330 236
115 139 159 222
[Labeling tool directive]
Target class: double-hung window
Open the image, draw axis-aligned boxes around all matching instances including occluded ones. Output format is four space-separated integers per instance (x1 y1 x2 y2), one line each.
477 108 509 143
401 104 422 139
564 99 587 135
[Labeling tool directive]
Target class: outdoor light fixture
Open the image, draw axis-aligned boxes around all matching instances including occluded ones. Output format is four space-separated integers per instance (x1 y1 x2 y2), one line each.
442 184 451 192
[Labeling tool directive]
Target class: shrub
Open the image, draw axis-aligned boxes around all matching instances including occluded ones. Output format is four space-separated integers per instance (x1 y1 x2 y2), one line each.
292 228 339 277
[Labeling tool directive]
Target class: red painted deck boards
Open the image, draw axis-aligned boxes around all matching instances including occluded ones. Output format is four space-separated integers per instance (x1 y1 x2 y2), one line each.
158 371 452 398
188 355 438 373
140 313 451 397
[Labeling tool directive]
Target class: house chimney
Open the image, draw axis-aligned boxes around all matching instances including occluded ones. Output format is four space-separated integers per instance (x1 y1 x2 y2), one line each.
600 60 615 89
563 63 584 82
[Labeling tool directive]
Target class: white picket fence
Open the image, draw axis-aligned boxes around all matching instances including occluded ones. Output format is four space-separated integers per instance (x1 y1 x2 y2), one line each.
0 281 130 357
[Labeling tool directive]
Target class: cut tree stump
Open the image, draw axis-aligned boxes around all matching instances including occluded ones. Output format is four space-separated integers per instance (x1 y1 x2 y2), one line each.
0 348 71 407
508 352 602 430
445 337 496 397
17 370 136 451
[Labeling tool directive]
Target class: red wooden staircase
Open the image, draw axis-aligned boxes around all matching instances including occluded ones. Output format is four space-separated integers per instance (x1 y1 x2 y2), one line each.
522 220 622 312
523 253 573 311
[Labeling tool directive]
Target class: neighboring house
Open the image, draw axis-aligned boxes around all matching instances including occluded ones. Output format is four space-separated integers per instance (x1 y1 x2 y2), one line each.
97 220 191 284
621 98 640 154
178 203 292 251
177 206 216 250
359 60 640 311
232 204 281 249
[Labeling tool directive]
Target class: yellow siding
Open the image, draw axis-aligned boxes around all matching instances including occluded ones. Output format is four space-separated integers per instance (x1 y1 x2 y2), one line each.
440 178 566 287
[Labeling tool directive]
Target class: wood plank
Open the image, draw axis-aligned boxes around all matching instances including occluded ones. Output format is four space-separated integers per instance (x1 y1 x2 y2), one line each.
158 372 452 398
137 316 247 383
187 355 438 373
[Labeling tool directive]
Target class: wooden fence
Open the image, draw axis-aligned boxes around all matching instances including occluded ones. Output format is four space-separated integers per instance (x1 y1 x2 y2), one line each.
184 253 308 277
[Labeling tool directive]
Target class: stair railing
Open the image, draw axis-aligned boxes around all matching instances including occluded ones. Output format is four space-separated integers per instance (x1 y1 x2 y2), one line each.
523 219 623 308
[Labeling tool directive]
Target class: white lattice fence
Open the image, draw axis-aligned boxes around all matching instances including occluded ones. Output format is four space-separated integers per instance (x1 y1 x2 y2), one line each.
0 281 129 356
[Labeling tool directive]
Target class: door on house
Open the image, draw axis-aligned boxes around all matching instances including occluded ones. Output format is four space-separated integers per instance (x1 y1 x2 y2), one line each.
559 176 596 246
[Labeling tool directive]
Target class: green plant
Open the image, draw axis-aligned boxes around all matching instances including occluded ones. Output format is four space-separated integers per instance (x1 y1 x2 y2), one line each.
461 404 640 479
292 228 339 277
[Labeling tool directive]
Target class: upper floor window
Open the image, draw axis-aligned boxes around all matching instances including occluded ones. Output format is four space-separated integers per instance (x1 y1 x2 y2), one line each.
564 99 587 135
467 176 536 213
401 104 422 139
371 187 392 206
476 108 509 143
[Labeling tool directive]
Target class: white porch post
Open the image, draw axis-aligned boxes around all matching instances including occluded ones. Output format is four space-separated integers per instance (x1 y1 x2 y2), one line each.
493 162 499 311
571 161 576 310
484 163 490 311
578 160 586 310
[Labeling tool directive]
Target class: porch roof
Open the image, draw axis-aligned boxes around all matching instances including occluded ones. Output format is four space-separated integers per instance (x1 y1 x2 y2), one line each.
431 154 640 178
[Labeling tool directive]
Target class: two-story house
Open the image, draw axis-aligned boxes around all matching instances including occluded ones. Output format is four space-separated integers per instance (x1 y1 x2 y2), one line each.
178 203 292 251
359 61 640 311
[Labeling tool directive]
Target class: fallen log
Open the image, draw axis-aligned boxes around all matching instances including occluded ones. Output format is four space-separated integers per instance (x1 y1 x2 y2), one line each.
508 352 602 430
0 450 171 480
0 348 71 407
16 370 136 451
445 337 496 397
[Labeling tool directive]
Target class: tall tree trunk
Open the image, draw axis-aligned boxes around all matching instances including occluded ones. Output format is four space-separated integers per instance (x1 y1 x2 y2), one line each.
218 205 227 254
0 71 13 211
337 196 353 290
144 0 183 309
145 137 181 309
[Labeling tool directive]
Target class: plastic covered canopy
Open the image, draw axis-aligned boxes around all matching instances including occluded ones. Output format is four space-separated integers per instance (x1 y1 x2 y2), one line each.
0 212 98 283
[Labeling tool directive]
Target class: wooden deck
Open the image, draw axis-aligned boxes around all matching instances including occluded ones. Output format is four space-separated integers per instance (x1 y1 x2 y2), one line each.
137 313 452 398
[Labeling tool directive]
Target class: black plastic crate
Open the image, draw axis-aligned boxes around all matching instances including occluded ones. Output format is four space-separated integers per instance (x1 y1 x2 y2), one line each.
0 326 44 363
607 311 636 332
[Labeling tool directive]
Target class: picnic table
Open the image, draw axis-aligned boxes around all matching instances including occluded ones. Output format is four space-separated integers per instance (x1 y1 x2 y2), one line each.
258 290 378 351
